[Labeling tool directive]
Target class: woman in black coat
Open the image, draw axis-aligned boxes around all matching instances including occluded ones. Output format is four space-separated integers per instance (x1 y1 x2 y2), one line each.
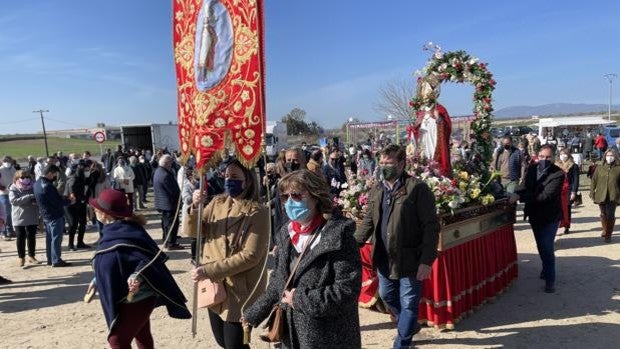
243 170 361 349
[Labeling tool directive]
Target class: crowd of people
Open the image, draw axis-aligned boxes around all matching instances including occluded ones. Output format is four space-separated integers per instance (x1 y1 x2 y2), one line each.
0 131 617 348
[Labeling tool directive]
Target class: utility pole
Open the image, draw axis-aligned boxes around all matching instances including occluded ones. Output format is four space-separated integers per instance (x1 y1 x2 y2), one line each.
33 109 50 157
604 73 617 121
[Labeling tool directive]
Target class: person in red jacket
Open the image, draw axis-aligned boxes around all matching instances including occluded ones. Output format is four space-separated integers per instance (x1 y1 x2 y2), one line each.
594 133 608 160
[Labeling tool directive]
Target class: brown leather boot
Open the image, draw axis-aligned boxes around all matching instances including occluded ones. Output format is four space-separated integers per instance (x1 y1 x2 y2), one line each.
600 215 607 238
604 217 614 243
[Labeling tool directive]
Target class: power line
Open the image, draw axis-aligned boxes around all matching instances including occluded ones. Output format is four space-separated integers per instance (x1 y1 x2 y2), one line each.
44 116 93 129
0 117 39 125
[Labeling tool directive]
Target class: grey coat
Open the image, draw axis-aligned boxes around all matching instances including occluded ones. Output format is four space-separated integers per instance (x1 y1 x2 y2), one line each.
244 217 362 349
8 184 39 226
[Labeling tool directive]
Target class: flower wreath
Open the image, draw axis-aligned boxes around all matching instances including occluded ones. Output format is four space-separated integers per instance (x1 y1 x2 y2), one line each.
410 46 496 165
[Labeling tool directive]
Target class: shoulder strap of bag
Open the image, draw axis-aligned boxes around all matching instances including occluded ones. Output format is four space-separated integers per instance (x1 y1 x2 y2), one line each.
280 224 323 296
230 216 249 253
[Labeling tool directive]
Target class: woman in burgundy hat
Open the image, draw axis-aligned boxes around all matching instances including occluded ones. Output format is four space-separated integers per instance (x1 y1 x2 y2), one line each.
88 188 190 349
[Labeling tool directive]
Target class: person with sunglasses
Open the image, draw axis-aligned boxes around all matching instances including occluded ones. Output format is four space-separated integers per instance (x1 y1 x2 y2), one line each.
243 170 362 349
190 159 269 349
9 170 41 267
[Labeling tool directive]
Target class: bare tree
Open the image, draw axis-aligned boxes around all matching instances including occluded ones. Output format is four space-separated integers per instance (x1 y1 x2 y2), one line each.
374 78 415 120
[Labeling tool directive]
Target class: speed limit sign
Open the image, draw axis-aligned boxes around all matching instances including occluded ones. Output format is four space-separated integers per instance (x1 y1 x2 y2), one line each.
93 131 106 144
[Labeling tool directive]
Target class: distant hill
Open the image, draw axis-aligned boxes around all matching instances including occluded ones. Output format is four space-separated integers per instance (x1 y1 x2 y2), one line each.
494 103 620 119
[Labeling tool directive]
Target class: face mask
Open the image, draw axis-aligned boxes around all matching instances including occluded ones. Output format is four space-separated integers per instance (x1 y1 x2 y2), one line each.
363 155 369 160
285 162 300 172
538 160 551 170
139 159 145 163
17 178 33 189
224 179 244 197
606 156 615 164
381 165 399 181
118 161 126 166
559 154 568 162
52 176 58 182
285 198 311 222
84 171 91 178
503 144 511 150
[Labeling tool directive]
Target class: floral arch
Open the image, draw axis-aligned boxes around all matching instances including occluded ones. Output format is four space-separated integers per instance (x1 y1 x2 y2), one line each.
410 48 496 165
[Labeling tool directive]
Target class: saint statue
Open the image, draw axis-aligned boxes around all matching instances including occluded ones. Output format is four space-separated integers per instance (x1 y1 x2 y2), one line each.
412 77 452 177
197 2 218 82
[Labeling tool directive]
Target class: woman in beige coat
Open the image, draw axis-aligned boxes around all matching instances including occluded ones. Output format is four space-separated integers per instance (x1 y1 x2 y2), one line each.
190 159 269 349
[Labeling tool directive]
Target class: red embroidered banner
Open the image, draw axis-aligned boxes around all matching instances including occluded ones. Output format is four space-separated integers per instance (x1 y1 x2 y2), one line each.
173 0 265 169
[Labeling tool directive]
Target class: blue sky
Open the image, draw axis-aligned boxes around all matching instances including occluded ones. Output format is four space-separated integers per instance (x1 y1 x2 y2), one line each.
1 0 619 134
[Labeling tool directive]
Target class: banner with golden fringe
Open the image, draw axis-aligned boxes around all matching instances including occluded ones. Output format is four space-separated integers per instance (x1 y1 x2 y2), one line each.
173 0 265 169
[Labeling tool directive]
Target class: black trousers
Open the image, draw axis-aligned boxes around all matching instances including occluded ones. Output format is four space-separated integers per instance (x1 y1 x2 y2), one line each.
15 225 37 258
208 309 249 349
159 210 179 246
67 202 87 247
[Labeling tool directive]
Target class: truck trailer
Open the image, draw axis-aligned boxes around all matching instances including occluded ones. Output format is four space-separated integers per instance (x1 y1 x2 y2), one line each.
120 123 180 153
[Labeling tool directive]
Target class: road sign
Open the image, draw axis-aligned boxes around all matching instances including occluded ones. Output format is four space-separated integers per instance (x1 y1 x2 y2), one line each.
93 131 106 144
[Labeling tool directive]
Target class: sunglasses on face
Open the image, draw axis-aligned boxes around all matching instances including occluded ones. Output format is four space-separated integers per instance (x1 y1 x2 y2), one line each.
280 191 304 202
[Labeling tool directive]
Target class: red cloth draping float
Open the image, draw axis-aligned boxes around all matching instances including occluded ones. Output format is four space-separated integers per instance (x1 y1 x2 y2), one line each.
559 177 570 228
358 243 380 308
358 224 518 329
173 0 266 168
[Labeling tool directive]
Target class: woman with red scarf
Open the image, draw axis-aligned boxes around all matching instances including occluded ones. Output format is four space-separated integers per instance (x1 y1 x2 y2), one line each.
243 170 362 349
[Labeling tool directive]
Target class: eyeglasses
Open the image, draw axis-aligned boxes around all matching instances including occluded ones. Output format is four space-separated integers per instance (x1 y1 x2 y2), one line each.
280 191 304 202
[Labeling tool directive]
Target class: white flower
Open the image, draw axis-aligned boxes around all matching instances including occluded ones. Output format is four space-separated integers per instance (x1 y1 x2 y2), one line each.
341 183 349 189
448 200 460 209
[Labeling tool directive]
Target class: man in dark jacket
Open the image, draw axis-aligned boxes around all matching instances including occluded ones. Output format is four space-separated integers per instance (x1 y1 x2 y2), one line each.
64 162 89 250
153 155 182 250
322 149 347 196
492 136 522 193
33 164 71 267
511 145 564 293
101 148 115 175
129 156 147 210
354 144 440 349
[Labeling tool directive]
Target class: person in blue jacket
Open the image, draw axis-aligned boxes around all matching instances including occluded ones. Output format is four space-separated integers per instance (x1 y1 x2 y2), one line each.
88 188 191 348
33 164 72 267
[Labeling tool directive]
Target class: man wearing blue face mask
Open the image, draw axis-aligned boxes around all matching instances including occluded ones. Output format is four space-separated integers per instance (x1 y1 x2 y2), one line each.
510 144 564 293
354 144 440 349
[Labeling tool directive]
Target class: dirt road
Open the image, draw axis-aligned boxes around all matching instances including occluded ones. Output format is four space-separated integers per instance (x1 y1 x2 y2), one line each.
1 196 618 348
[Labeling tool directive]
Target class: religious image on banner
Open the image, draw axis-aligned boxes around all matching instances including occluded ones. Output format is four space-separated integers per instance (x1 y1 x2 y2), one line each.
174 0 265 169
194 0 233 90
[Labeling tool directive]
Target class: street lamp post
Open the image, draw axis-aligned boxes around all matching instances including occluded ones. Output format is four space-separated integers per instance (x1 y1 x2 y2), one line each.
346 117 353 144
604 73 617 121
33 109 50 157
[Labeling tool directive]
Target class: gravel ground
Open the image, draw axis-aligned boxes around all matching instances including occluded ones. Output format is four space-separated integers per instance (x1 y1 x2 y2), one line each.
0 194 618 349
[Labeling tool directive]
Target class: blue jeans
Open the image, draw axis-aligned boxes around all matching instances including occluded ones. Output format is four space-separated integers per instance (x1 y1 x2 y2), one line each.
377 272 423 349
44 216 65 264
532 221 559 283
0 195 14 235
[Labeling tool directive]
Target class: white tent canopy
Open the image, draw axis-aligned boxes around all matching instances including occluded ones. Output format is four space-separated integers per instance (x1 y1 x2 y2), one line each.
537 115 615 128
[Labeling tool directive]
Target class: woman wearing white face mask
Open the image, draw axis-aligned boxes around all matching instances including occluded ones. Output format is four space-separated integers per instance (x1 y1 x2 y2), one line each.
555 149 579 235
590 149 620 243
